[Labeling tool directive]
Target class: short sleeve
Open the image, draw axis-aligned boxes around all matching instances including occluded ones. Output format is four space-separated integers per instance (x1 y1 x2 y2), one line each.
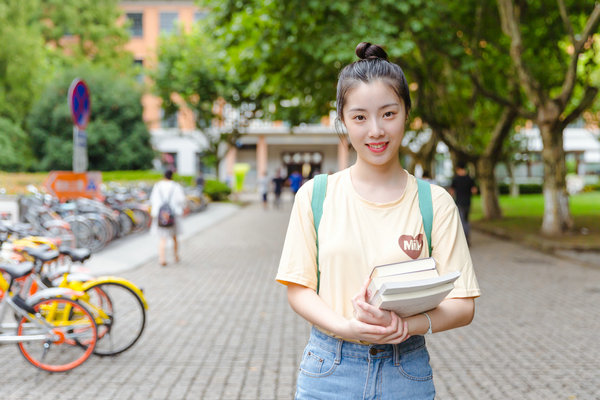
430 186 481 299
275 180 319 290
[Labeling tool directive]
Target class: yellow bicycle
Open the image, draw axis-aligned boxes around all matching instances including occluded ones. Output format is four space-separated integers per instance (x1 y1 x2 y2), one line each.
3 233 147 356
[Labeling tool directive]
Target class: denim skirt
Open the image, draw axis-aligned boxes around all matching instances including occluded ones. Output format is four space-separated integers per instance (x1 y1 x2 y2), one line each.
295 327 435 400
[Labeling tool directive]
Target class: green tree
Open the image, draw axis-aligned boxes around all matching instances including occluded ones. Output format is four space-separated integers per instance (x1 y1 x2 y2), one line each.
198 0 520 219
0 0 47 125
39 0 132 72
153 25 256 176
27 65 154 171
0 118 35 171
490 0 600 235
400 0 522 219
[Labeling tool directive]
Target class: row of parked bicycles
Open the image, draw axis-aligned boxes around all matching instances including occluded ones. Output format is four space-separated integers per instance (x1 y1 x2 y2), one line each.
17 183 207 253
0 182 208 372
0 227 147 371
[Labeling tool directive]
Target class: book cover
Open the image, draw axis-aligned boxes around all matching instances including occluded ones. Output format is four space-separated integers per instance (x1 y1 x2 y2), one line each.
367 257 438 297
368 270 461 318
369 257 436 280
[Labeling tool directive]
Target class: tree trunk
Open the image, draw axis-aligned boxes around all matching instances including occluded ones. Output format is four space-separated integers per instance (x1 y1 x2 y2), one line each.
539 123 573 235
505 161 519 197
476 157 503 219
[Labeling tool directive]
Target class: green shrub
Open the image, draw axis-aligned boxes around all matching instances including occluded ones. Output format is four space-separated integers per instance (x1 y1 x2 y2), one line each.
204 179 231 201
102 170 163 182
174 174 194 186
498 183 543 195
518 184 543 194
583 184 600 192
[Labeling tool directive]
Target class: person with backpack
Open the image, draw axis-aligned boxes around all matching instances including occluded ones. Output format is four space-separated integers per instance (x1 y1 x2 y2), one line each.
150 169 186 266
276 42 480 399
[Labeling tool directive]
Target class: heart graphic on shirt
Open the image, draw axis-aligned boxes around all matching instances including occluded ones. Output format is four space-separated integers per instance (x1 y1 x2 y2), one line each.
398 234 424 259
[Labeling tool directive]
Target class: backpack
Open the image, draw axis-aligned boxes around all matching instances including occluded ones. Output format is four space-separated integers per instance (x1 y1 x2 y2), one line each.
157 185 176 227
311 174 433 294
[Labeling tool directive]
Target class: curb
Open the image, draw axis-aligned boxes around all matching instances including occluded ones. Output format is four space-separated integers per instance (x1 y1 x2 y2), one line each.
473 225 600 269
84 202 241 275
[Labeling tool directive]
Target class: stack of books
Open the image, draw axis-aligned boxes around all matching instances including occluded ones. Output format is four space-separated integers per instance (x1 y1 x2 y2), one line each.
367 257 460 317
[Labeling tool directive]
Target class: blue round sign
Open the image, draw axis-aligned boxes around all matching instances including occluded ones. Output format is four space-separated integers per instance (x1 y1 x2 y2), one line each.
68 79 91 129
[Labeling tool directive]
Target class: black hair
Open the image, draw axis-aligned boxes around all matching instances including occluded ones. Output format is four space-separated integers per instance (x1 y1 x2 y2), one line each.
164 169 173 180
456 161 467 170
336 42 412 125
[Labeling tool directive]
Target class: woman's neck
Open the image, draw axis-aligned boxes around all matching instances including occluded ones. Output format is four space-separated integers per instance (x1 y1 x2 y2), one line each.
350 160 408 203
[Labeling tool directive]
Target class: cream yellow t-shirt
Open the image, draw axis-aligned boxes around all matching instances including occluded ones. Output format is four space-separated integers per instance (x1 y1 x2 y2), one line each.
276 168 480 322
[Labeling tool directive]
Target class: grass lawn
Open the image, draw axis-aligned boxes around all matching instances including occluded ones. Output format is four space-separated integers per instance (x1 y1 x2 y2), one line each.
471 192 600 249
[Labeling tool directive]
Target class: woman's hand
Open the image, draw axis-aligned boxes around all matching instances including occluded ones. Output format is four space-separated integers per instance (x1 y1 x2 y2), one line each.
351 277 392 326
346 278 411 344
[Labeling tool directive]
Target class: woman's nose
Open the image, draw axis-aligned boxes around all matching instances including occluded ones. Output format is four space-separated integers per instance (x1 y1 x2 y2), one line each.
368 119 384 137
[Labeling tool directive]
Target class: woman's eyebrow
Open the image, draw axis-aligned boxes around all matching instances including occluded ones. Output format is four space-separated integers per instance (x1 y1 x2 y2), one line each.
347 103 399 112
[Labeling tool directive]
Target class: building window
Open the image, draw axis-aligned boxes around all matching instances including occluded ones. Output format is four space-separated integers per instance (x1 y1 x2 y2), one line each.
160 12 179 34
133 59 144 84
160 109 178 129
126 13 143 37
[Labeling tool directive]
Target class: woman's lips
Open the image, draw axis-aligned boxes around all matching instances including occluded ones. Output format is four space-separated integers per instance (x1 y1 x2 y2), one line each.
366 142 388 153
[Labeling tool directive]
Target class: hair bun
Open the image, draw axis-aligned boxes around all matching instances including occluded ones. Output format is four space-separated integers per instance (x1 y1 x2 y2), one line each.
355 42 388 61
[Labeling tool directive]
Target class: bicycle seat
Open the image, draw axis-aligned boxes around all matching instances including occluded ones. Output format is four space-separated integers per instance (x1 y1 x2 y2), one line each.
23 247 60 263
59 247 91 263
0 261 34 280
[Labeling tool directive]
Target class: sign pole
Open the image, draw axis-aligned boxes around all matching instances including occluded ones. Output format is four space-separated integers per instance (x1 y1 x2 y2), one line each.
68 78 91 172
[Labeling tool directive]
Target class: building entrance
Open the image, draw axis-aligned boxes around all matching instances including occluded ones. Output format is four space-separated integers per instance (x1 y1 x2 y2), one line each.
282 151 323 179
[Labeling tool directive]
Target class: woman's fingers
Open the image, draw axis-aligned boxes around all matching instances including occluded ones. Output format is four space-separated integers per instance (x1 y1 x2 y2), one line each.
354 301 391 325
353 277 371 303
351 313 411 344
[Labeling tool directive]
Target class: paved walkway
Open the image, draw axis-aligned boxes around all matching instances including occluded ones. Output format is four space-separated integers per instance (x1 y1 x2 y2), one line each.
1 200 599 399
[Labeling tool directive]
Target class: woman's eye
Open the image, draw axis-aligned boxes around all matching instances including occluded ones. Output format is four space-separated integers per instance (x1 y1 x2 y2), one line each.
354 115 366 121
383 111 395 118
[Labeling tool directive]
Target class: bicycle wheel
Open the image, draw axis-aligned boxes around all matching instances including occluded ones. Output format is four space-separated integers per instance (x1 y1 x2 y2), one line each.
131 208 151 233
83 282 146 356
17 297 98 372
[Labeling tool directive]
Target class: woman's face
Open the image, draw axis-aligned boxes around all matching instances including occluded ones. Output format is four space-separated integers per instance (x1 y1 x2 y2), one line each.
342 80 407 169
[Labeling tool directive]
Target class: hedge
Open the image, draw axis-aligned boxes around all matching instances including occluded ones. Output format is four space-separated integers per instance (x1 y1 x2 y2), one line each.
204 179 231 201
497 183 543 195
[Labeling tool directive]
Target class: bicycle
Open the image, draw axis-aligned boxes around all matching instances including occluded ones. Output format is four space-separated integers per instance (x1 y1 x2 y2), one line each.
0 261 98 372
4 236 148 357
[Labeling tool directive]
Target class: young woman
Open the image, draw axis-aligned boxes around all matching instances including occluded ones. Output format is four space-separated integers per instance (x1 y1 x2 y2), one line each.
276 42 481 399
150 169 186 266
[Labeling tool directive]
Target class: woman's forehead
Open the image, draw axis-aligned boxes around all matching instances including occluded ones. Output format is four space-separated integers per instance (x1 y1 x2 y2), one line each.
344 80 403 111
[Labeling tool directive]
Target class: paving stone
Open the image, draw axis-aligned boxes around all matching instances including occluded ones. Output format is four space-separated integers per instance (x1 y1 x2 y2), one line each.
0 201 598 399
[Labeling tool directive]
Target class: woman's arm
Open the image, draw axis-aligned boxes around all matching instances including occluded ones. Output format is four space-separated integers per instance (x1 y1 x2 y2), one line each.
405 297 475 336
287 282 409 344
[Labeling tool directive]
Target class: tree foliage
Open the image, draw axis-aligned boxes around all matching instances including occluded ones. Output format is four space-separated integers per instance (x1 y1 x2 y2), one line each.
39 0 132 72
27 66 154 171
0 118 35 171
0 0 146 171
153 25 254 174
0 0 47 124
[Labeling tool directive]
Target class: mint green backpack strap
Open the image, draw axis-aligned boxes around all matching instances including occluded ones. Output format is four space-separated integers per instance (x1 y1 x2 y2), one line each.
311 174 328 294
417 178 433 257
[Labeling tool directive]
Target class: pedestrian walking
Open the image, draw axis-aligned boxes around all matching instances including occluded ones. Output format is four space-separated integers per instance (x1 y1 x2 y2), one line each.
276 42 481 399
195 171 205 194
272 170 285 208
288 170 303 195
258 174 269 210
449 161 478 246
150 169 186 266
